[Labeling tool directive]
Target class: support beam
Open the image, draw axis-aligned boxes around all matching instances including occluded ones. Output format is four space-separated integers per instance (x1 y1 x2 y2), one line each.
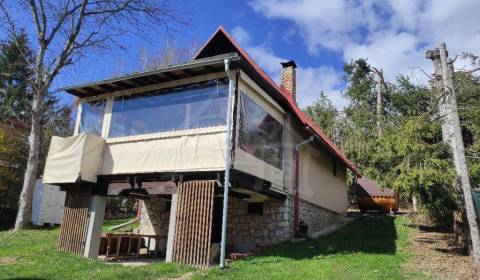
83 195 106 259
165 193 178 262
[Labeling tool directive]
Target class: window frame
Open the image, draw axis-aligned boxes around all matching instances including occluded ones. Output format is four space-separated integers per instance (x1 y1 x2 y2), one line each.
72 72 228 141
106 80 229 139
247 202 264 216
232 73 286 189
237 90 284 170
75 98 108 136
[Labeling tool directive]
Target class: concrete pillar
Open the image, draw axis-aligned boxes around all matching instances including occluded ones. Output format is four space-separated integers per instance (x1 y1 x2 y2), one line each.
165 194 178 262
83 195 106 259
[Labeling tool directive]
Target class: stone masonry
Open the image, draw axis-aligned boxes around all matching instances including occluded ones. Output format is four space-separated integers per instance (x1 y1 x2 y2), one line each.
138 197 170 254
139 197 170 236
139 194 345 255
298 198 343 237
225 194 344 253
226 196 293 252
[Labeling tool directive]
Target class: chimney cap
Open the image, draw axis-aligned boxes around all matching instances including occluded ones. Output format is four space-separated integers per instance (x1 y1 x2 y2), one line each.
281 60 297 68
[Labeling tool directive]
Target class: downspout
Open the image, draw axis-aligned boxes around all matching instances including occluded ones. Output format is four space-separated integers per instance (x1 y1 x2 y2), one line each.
220 58 235 268
293 136 314 235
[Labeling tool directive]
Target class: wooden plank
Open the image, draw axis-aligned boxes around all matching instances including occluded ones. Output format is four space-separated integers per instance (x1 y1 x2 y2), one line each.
115 237 121 258
106 236 111 259
183 181 192 264
200 181 208 267
136 237 142 257
171 180 216 267
58 190 91 256
193 182 201 266
205 183 214 267
147 237 151 255
127 237 132 255
191 182 199 265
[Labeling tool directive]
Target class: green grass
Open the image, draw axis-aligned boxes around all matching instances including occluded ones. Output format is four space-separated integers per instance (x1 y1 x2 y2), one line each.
0 215 416 280
102 217 140 233
196 214 414 280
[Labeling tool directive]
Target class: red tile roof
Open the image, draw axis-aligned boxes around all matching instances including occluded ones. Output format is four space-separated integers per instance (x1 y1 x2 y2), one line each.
195 26 360 176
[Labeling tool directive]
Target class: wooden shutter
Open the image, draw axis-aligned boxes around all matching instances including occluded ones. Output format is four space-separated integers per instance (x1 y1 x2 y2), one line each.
172 180 215 268
58 189 91 255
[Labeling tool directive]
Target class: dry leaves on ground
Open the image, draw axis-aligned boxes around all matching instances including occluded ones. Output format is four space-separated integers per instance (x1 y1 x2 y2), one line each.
404 222 476 280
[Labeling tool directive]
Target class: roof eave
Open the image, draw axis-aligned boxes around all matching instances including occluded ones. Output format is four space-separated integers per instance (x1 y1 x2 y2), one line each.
60 52 241 97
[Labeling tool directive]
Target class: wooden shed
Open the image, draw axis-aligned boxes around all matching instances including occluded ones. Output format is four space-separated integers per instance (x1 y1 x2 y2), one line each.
356 177 398 212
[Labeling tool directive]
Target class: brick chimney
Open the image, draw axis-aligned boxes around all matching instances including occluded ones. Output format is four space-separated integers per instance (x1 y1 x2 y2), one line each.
280 60 297 100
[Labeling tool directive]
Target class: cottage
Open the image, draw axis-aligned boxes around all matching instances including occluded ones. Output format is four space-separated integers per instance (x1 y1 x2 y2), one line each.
42 27 360 267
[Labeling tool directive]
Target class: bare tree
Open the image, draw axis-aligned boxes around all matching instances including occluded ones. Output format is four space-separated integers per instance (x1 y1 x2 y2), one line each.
427 43 480 271
140 38 199 70
0 0 187 230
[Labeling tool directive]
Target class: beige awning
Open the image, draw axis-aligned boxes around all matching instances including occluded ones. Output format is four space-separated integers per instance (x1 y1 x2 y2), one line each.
43 133 105 184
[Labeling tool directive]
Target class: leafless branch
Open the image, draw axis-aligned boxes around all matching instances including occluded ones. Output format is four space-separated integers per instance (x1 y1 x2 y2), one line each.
457 67 480 74
0 1 36 71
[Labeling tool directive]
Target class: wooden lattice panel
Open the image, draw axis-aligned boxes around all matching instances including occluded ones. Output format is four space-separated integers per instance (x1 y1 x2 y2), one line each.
172 180 215 268
58 189 91 255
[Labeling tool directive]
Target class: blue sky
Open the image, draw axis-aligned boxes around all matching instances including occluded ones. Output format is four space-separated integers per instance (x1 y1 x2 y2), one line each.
56 0 350 107
5 0 480 109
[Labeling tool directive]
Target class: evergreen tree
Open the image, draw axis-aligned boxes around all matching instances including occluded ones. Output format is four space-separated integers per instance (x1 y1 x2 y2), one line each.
340 59 458 225
304 92 338 141
0 31 34 122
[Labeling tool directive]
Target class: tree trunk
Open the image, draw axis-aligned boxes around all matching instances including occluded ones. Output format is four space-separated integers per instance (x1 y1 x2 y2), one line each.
412 195 418 213
427 46 467 246
14 91 42 230
427 43 480 271
374 69 384 138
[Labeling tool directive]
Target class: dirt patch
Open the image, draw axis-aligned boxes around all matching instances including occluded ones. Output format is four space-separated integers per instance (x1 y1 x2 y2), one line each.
0 256 18 265
404 222 476 280
159 272 194 280
102 257 164 267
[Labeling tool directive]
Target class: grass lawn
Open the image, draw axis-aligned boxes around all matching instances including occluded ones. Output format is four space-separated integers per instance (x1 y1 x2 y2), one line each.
0 215 417 280
102 217 139 233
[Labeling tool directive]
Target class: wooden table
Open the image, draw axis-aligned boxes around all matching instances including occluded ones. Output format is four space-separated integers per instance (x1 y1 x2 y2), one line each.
100 233 166 260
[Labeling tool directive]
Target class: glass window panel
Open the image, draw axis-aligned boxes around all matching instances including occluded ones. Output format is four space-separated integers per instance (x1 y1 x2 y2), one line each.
78 100 106 135
108 80 228 138
238 92 283 169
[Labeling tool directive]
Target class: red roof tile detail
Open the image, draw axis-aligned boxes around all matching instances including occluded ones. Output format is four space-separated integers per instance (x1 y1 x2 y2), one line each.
195 26 360 176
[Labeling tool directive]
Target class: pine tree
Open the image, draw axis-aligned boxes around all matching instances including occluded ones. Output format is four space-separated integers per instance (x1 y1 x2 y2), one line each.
0 31 34 122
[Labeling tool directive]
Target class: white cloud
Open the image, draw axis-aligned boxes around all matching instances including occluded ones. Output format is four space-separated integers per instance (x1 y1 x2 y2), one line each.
250 0 480 86
343 31 429 83
297 67 346 108
249 0 364 53
231 26 251 46
231 26 346 108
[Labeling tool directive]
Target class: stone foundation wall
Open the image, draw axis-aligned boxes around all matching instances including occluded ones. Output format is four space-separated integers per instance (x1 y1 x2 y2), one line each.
138 194 345 255
226 197 293 252
299 198 344 237
225 196 344 252
138 197 170 254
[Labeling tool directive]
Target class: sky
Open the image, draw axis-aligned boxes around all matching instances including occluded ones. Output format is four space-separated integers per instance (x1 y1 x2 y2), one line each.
8 0 480 109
